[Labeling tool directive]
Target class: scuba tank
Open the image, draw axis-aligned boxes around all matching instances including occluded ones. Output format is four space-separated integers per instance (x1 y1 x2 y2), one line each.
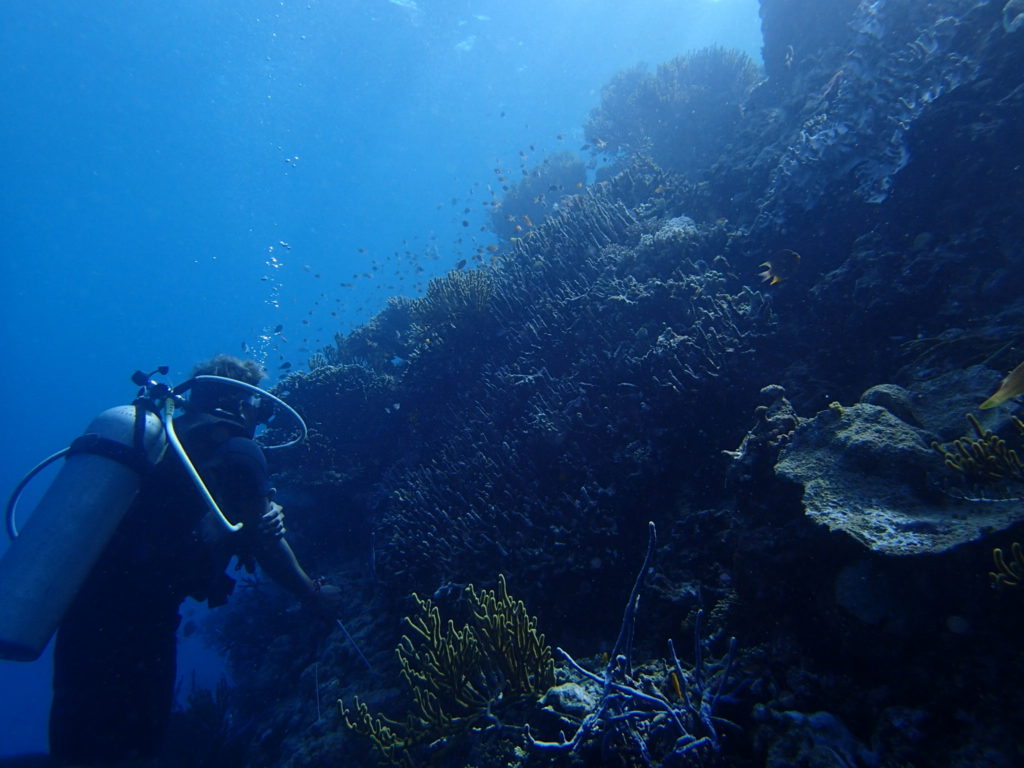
0 367 307 662
0 399 165 662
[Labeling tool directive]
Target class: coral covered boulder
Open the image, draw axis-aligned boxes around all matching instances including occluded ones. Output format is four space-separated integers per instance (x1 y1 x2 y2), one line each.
775 401 1024 555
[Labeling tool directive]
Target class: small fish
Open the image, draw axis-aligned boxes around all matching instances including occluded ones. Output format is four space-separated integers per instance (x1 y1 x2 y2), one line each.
759 249 802 285
980 360 1024 409
279 362 292 370
273 324 284 333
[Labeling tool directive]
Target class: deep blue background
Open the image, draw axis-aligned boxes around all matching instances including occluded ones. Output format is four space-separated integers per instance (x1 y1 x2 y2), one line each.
0 0 761 755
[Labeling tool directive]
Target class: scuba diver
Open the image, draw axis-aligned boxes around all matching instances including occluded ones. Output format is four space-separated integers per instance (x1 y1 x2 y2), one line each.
0 355 340 766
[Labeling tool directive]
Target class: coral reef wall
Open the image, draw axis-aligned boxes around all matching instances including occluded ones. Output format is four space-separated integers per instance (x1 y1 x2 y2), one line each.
202 2 1024 766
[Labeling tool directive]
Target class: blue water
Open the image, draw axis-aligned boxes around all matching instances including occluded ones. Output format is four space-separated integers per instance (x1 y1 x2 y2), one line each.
0 0 760 756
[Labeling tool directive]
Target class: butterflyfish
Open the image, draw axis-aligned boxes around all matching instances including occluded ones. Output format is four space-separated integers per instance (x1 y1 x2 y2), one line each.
759 249 802 286
980 360 1024 409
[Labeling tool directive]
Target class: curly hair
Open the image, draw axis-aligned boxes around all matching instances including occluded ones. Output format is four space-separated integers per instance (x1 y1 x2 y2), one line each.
191 354 265 384
187 354 265 415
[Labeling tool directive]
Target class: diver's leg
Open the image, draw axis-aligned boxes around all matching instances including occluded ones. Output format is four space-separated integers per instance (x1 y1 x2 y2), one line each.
49 575 179 765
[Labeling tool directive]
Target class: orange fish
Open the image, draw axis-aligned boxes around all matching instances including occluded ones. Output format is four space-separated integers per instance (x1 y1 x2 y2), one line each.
980 360 1024 409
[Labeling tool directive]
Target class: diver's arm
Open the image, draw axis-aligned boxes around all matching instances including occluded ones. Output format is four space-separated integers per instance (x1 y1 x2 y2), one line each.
230 495 340 614
256 536 342 616
254 535 317 600
246 501 340 613
209 445 341 615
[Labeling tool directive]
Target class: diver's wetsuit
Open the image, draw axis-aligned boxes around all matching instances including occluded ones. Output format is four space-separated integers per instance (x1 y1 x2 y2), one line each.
48 413 272 765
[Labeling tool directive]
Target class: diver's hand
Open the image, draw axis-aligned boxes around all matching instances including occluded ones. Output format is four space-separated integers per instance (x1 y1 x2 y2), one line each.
306 582 343 619
260 501 287 539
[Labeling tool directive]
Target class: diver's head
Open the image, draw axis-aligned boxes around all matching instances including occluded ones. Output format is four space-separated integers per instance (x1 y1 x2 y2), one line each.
186 355 272 435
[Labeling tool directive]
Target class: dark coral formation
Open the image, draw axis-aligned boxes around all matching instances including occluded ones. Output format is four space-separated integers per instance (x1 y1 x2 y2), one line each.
531 523 740 766
196 2 1024 767
490 151 587 241
585 46 762 180
269 165 773 627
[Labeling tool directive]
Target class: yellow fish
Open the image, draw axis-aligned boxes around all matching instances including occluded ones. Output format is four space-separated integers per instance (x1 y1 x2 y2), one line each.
981 360 1024 409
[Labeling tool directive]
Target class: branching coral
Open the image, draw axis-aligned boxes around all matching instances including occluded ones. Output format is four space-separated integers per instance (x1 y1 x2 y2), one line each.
339 699 412 768
991 541 1024 588
340 575 554 765
405 268 498 378
585 46 761 177
410 268 495 332
490 151 586 241
466 574 556 701
529 522 739 766
932 413 1024 483
933 417 1024 588
397 591 496 731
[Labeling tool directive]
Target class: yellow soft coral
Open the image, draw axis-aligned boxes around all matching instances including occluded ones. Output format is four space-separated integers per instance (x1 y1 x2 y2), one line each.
340 574 554 766
991 541 1024 588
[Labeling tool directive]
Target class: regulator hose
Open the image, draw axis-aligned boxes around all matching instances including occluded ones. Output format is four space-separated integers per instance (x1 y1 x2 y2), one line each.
5 449 70 541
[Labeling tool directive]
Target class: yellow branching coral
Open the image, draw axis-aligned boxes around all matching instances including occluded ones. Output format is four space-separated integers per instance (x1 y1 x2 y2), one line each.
932 414 1024 483
397 594 490 730
340 575 554 766
991 541 1024 588
398 574 555 731
339 698 413 768
466 574 556 700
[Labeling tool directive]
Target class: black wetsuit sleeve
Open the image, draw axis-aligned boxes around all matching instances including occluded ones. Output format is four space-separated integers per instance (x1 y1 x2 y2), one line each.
207 437 272 530
209 437 319 602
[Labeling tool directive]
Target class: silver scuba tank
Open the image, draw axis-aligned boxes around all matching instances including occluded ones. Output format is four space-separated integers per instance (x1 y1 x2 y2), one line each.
0 368 307 662
0 405 166 661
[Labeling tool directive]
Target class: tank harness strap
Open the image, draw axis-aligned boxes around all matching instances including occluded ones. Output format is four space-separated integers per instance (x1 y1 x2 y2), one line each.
66 434 153 476
133 401 148 455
